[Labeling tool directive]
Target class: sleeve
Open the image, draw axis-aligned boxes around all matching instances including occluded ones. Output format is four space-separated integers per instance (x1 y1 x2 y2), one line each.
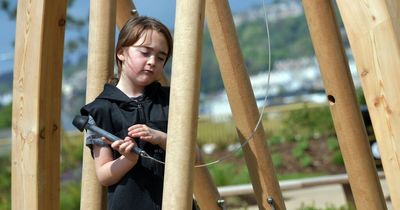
85 115 109 149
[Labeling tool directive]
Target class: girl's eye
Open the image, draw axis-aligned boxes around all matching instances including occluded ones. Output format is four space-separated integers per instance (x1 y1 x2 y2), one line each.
157 56 166 62
141 51 150 56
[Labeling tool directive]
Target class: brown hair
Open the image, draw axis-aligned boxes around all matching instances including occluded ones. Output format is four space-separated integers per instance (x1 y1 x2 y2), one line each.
115 16 173 78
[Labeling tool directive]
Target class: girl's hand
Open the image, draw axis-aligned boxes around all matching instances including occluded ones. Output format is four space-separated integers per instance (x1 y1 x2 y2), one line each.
103 136 139 162
127 124 167 149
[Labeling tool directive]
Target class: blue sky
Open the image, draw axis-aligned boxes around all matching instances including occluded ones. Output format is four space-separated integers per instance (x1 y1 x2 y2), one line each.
0 0 265 73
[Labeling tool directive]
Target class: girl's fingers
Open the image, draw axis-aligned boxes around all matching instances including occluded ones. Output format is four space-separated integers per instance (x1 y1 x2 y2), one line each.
102 137 114 144
120 140 137 154
125 143 134 153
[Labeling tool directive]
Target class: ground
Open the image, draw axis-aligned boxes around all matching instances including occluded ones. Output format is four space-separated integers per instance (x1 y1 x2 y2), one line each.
204 138 347 177
201 138 384 209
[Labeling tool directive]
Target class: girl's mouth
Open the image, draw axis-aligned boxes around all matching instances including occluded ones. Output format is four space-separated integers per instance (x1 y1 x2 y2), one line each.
143 70 153 74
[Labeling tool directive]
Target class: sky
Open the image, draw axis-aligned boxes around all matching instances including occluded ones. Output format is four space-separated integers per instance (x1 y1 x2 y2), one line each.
0 0 266 73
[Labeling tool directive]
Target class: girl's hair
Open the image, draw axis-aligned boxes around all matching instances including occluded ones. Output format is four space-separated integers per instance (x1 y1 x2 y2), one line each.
115 16 173 79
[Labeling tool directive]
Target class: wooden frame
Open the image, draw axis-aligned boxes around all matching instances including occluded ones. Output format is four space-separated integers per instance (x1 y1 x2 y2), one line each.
11 0 399 209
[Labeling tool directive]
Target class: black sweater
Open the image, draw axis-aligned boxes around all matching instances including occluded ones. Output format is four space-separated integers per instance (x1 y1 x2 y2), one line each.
81 82 169 210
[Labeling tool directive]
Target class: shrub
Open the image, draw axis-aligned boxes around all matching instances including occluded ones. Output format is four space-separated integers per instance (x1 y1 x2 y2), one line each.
272 153 283 168
326 137 344 165
280 105 334 141
197 118 238 148
60 181 81 210
209 163 250 186
0 154 11 210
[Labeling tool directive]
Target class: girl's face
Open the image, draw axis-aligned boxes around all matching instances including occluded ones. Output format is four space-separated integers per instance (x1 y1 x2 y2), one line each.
117 30 169 89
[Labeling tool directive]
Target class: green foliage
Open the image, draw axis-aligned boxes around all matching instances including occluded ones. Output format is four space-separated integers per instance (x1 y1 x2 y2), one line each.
0 103 12 129
0 154 11 210
209 162 250 186
280 105 334 141
291 138 310 157
59 131 84 208
326 137 344 165
61 131 83 172
355 87 366 105
326 137 339 151
331 152 344 166
268 134 284 146
271 153 283 168
197 119 238 148
291 137 313 167
299 154 313 168
60 181 81 210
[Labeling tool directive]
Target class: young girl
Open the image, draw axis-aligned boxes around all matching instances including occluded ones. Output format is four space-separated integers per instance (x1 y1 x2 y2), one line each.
80 16 177 209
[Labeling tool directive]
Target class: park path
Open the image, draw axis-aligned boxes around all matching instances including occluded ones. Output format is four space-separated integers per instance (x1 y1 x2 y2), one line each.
238 179 392 210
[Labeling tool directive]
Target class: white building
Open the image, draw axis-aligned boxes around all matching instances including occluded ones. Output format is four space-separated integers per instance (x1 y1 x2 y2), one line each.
201 58 360 118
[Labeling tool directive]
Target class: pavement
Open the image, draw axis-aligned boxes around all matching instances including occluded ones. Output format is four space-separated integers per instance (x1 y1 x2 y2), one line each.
237 179 392 210
283 179 392 210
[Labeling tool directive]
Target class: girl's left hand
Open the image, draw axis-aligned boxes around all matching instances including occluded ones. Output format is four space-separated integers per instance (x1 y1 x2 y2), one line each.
127 124 167 147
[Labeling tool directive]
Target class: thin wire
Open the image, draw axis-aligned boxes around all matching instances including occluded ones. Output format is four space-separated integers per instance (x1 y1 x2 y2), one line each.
140 1 272 168
141 152 166 165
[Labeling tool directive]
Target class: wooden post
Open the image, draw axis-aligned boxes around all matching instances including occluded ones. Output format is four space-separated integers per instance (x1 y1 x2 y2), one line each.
205 0 285 209
301 1 387 209
11 0 67 209
116 0 138 28
162 0 205 209
341 183 355 209
193 152 223 210
335 0 400 208
80 0 116 210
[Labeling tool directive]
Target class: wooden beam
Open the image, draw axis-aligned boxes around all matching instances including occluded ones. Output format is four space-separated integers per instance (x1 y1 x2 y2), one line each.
116 0 138 28
336 0 400 209
193 152 223 210
205 0 285 209
162 0 206 209
301 1 387 209
11 0 67 209
80 0 116 209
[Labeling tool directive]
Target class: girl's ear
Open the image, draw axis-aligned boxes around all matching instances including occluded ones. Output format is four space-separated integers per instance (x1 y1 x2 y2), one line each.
116 48 125 61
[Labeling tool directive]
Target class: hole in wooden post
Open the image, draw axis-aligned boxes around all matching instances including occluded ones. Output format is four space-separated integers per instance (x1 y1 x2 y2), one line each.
327 95 335 105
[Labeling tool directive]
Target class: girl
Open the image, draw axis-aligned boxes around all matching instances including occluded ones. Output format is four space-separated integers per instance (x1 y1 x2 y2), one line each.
80 16 177 209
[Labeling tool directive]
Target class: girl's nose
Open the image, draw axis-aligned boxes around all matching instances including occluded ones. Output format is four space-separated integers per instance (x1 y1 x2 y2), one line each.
147 55 156 66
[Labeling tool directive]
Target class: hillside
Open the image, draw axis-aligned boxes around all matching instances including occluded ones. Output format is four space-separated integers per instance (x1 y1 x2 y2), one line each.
199 1 346 94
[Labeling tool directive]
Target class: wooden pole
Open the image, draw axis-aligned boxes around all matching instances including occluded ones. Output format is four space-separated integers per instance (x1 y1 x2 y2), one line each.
116 0 137 28
205 0 285 209
11 0 67 209
162 0 205 209
193 153 223 210
301 2 387 209
80 1 116 210
336 0 400 208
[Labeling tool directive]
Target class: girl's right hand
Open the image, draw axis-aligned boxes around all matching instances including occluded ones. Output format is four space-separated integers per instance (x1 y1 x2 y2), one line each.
104 136 139 162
